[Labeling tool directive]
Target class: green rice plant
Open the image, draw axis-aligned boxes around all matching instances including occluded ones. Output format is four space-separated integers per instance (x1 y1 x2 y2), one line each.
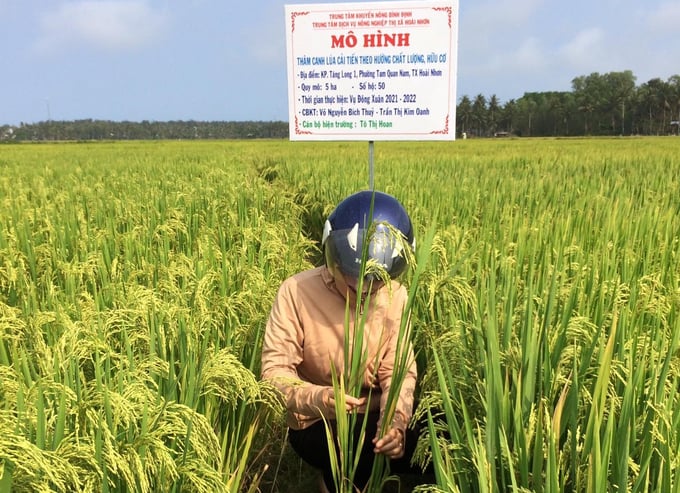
321 204 436 492
0 142 305 491
323 214 401 492
366 223 437 492
1 137 679 492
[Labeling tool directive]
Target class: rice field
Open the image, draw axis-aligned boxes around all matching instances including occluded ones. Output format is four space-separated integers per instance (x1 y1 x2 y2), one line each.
0 137 679 492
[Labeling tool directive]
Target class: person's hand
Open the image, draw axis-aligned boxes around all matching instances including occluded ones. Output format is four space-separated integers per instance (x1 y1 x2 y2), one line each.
322 388 367 417
373 428 404 459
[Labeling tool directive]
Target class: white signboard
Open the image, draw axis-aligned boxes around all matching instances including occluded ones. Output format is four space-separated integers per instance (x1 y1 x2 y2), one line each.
285 0 459 141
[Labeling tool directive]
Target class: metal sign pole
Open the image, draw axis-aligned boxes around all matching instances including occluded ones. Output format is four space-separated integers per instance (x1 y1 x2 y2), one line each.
368 140 374 190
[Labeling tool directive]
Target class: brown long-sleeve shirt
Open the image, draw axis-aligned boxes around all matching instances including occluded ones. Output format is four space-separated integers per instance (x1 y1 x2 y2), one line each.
261 266 417 435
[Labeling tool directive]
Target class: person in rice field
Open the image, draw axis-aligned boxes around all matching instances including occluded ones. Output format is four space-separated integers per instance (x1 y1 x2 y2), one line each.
261 190 421 493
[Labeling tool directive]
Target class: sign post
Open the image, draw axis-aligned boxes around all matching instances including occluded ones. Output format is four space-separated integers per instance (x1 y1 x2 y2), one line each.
285 0 459 184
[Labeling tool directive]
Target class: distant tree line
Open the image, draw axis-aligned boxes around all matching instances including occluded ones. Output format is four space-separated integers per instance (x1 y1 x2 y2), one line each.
1 120 289 141
457 71 680 137
2 71 679 141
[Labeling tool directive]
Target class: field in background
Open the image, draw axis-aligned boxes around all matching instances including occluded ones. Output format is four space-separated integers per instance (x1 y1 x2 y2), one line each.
1 137 679 492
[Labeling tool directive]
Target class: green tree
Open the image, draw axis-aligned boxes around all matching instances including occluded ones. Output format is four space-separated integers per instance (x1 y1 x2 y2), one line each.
603 70 636 134
636 78 671 135
499 99 517 135
457 95 473 137
471 94 488 137
572 72 606 135
488 94 501 135
515 96 538 136
668 75 680 134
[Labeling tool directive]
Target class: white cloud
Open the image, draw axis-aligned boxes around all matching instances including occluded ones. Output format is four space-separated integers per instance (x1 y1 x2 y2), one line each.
466 0 544 31
560 27 605 70
459 0 547 79
461 0 544 62
242 8 284 64
35 1 169 53
463 36 546 78
513 37 544 70
647 2 680 32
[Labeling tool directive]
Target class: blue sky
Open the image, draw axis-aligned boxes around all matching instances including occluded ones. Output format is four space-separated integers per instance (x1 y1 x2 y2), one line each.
1 0 678 125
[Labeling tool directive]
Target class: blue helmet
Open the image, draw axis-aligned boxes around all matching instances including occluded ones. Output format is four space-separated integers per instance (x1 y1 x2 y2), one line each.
322 190 415 279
